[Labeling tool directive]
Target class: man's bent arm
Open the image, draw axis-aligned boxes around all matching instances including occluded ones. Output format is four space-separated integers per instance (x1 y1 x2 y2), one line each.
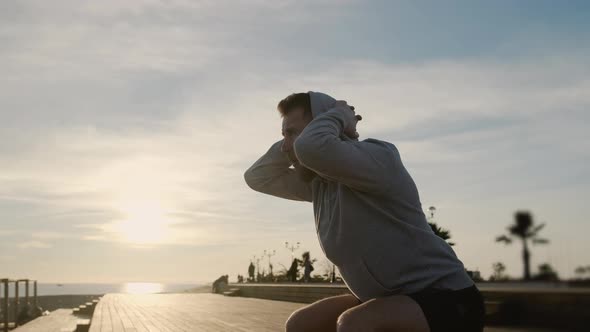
244 139 313 202
294 109 396 194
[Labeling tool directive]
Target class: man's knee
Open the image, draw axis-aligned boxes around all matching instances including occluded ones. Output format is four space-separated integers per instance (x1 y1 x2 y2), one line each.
286 294 361 332
336 296 429 332
336 310 362 332
285 308 310 332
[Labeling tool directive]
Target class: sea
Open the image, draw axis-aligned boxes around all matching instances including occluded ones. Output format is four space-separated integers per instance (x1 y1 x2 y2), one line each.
4 283 206 296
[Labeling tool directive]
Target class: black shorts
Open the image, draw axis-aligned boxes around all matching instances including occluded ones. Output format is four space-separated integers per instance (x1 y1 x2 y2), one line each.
407 284 485 332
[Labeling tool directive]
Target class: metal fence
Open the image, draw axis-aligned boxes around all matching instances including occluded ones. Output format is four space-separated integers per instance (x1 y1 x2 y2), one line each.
0 278 39 332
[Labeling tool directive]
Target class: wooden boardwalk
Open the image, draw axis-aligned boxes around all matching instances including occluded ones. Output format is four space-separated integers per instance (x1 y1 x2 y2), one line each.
89 293 302 332
12 309 81 332
86 293 565 332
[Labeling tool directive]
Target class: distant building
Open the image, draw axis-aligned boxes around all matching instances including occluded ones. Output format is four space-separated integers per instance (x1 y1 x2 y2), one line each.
466 269 482 282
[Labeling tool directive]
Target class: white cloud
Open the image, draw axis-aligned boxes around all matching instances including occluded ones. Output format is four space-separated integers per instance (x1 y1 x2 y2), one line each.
0 230 18 236
32 231 68 240
18 241 52 249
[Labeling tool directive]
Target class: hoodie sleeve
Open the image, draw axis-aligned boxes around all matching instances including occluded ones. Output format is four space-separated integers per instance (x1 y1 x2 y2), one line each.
294 109 396 194
244 139 313 202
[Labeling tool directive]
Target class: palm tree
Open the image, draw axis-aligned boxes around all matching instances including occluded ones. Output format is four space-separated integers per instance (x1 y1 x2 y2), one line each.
535 263 558 281
490 261 507 281
426 206 455 246
429 222 455 246
575 266 588 280
496 211 549 281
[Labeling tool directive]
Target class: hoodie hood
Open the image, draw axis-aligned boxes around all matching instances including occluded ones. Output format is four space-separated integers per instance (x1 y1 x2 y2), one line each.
308 91 358 141
308 91 337 119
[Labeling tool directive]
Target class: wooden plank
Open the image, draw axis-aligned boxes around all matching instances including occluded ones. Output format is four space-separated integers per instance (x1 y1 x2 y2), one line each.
11 309 77 332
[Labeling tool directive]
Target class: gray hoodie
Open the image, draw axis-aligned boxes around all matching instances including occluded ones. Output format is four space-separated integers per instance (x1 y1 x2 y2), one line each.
244 91 473 302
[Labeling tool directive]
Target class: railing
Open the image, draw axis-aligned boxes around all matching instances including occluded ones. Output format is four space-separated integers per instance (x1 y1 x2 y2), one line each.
1 278 39 332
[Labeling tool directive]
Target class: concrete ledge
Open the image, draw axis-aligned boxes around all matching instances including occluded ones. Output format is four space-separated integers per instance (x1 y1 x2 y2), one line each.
232 283 350 303
229 283 590 331
480 286 590 331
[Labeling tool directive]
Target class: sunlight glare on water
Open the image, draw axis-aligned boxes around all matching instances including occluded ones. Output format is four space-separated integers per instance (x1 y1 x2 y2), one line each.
123 282 164 294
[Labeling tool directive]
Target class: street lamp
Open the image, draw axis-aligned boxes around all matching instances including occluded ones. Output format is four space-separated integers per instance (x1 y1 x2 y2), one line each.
427 206 436 221
263 249 276 275
285 241 300 260
252 255 262 282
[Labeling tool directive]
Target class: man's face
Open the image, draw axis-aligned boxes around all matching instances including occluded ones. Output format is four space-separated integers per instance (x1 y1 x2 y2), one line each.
281 107 316 182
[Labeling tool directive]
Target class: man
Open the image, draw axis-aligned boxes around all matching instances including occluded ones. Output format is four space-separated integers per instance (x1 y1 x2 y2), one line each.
244 92 484 331
287 258 300 282
248 261 255 282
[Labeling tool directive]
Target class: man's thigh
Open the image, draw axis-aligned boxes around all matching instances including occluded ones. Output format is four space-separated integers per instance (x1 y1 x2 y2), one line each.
337 295 429 332
285 294 361 332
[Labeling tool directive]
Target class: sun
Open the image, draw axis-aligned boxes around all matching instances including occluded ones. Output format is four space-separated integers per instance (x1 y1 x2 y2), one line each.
112 200 173 246
94 156 187 246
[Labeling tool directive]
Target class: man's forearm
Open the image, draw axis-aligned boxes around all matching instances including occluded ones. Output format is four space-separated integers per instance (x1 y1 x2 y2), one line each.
244 140 312 202
244 140 291 189
293 109 349 172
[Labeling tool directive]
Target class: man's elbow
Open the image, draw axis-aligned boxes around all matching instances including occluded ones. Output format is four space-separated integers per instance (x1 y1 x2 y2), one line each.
244 169 255 185
244 168 271 194
243 169 258 191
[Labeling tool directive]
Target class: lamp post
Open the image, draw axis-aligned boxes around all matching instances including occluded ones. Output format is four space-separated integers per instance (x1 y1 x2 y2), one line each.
263 249 276 275
252 255 262 282
428 206 436 221
285 241 300 260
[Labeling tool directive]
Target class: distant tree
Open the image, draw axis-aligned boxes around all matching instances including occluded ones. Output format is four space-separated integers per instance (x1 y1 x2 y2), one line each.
318 259 334 281
272 263 290 282
426 206 455 246
574 266 588 280
534 263 559 281
428 222 455 246
465 268 483 282
496 211 549 281
490 262 508 281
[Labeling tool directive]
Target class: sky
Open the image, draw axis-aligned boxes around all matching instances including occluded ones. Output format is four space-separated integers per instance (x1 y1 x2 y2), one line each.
1 0 589 284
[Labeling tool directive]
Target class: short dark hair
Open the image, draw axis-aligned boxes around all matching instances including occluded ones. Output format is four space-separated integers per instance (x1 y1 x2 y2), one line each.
277 93 312 118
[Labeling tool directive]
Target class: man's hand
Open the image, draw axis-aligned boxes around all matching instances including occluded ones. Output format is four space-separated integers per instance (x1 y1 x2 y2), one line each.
333 100 362 139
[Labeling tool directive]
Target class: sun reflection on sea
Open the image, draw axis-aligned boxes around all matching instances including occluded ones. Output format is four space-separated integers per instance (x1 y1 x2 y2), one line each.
123 282 164 294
